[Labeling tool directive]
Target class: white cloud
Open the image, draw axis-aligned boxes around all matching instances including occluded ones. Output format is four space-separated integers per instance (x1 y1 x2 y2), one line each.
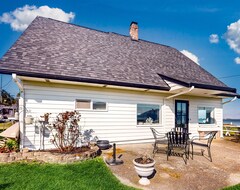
180 50 200 65
209 34 219 44
234 57 240 64
224 19 240 54
0 5 75 31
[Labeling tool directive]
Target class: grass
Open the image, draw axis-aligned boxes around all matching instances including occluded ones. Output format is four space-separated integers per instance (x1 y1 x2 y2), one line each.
0 122 13 140
0 122 12 130
223 125 240 136
222 184 240 190
0 158 137 190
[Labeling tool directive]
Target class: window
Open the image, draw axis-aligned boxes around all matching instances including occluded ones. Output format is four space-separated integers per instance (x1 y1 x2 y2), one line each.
75 99 91 110
198 107 215 124
75 99 107 111
93 101 107 110
137 104 160 125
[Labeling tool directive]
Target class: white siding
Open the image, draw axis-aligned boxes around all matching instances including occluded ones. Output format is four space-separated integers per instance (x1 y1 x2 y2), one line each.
21 81 223 150
22 82 165 149
187 97 223 137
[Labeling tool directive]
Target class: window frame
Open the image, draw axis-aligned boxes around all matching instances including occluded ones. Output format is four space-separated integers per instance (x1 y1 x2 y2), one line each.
75 99 92 110
136 103 162 127
75 99 108 111
92 101 108 111
197 106 215 125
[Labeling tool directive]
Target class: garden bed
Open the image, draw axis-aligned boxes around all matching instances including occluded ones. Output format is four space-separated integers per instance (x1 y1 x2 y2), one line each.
0 146 100 163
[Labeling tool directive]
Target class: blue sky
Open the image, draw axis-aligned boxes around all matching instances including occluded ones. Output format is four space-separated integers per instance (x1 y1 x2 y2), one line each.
0 0 239 118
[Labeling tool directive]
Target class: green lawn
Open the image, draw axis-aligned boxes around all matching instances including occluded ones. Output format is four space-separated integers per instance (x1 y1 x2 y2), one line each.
0 158 137 190
0 122 13 140
222 184 240 190
223 125 239 136
0 122 12 130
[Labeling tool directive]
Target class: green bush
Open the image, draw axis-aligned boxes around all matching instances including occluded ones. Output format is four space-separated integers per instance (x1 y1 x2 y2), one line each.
5 139 19 151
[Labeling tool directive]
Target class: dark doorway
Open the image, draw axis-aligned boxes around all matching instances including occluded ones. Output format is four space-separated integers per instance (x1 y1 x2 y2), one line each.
175 100 189 132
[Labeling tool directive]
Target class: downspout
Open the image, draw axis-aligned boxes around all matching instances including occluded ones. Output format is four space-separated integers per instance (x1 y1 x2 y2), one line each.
12 74 23 92
12 73 25 149
222 96 237 105
165 86 195 99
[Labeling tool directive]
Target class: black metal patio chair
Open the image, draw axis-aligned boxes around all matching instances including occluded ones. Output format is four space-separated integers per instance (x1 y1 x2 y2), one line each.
166 131 189 164
150 127 167 157
171 126 188 134
190 131 218 162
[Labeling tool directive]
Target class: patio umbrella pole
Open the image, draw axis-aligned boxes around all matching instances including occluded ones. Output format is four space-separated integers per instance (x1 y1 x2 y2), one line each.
106 143 123 166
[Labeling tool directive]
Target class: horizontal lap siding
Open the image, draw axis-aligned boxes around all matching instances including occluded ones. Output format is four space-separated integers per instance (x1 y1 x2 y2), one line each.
22 82 223 149
162 99 175 132
187 97 222 137
23 83 166 149
162 96 222 138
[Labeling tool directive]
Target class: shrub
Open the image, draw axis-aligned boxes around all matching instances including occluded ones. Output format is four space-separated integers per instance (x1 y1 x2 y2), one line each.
6 139 19 151
50 111 81 152
0 138 19 152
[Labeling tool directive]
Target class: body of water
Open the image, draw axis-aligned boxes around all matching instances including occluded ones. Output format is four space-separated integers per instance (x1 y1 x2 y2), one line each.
223 119 240 126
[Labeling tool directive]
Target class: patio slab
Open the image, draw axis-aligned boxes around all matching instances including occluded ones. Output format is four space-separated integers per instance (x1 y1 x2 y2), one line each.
103 138 240 190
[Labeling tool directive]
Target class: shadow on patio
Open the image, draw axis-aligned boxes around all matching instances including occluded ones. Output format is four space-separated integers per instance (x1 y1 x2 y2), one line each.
102 139 240 190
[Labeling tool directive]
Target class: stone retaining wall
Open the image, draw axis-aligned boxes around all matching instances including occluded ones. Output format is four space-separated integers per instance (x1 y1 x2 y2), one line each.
0 146 100 164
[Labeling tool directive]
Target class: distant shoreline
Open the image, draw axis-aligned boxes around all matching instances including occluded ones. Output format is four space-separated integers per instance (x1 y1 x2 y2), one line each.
223 119 240 126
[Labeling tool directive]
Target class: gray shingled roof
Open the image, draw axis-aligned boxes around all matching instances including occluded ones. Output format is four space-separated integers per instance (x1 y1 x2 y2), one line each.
0 16 236 93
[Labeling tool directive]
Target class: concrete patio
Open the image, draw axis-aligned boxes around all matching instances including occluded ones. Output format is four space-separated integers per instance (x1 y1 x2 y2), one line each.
103 138 240 190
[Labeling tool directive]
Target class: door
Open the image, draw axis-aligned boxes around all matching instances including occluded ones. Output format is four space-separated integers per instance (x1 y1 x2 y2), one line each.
175 100 189 131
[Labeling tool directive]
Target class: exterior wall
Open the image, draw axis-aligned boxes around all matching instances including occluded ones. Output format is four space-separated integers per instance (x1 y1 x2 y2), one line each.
20 81 223 150
187 97 223 137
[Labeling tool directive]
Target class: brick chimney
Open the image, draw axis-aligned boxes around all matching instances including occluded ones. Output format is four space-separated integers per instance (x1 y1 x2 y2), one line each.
129 22 138 41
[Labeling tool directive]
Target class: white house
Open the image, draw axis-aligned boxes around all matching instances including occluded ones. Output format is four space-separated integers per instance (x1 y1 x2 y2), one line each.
0 17 238 150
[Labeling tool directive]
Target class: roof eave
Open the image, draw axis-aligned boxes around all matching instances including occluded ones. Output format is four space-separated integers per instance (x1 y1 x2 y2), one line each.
0 69 170 91
214 93 240 99
158 73 237 93
190 83 236 93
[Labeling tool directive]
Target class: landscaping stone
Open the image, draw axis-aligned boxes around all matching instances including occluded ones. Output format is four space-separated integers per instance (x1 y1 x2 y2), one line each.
0 146 99 164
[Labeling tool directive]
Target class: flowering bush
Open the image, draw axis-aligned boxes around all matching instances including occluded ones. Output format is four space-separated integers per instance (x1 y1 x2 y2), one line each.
50 111 81 152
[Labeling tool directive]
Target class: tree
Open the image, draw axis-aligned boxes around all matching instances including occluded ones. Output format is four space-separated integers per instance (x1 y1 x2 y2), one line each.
0 90 15 106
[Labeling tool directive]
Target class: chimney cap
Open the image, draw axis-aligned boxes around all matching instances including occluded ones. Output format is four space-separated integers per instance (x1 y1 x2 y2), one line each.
130 21 138 26
129 21 138 41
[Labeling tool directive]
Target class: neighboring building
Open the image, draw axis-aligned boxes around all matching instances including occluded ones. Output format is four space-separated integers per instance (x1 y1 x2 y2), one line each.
0 17 239 150
0 104 17 120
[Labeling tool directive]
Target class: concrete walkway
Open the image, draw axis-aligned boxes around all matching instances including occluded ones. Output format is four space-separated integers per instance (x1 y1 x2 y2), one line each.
103 138 240 190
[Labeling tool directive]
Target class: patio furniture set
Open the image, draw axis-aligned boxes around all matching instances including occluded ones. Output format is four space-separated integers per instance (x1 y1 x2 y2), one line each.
151 127 218 164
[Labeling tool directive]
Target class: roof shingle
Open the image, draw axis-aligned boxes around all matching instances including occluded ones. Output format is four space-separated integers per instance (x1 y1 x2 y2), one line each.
0 16 235 93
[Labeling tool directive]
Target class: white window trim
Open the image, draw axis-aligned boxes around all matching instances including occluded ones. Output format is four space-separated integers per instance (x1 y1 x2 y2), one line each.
75 99 108 112
75 99 92 110
93 101 108 112
136 103 162 127
197 106 215 126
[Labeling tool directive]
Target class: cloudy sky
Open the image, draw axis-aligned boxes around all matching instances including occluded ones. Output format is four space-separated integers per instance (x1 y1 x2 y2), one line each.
0 0 240 118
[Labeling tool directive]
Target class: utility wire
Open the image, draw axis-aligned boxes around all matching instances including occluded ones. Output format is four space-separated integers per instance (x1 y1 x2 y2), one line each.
2 79 12 89
4 82 13 91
